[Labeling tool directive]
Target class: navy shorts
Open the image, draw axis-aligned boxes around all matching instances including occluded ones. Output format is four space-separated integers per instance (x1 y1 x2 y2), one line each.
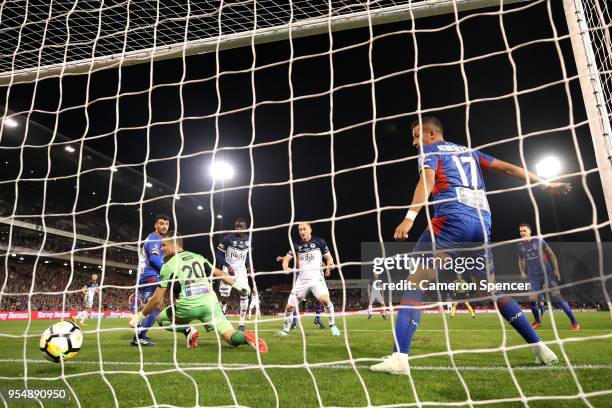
529 268 557 293
413 213 494 280
138 276 160 303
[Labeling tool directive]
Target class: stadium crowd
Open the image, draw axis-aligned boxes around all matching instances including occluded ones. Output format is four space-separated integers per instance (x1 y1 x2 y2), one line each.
0 262 135 311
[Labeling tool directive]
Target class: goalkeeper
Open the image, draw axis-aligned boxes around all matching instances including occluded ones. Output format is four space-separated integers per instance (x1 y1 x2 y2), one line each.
449 275 475 319
132 232 268 353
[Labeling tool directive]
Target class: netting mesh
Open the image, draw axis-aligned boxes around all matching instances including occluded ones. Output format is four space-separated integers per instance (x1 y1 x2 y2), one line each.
0 0 611 406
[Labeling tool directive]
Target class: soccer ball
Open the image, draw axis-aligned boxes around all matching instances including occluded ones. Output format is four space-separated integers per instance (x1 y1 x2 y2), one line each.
39 321 83 363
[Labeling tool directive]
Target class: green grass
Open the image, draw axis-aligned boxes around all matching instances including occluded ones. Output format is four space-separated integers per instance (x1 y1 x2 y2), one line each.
0 312 611 407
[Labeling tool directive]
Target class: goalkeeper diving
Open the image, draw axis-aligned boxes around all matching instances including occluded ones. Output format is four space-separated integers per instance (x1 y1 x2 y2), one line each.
131 232 268 353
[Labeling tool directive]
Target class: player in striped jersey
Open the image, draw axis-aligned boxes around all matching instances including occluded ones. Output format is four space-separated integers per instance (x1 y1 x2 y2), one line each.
216 218 252 332
73 274 99 326
517 223 579 331
371 116 571 374
130 214 170 347
276 223 340 337
368 273 387 319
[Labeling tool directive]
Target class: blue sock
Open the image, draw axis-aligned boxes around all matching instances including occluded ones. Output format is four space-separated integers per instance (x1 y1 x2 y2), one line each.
315 305 322 322
497 296 540 344
539 303 546 319
393 289 424 354
292 310 298 327
557 300 577 324
531 302 540 323
139 308 160 338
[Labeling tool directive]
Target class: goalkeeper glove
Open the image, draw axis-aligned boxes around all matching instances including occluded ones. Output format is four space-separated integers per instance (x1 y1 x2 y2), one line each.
129 312 145 328
232 282 251 297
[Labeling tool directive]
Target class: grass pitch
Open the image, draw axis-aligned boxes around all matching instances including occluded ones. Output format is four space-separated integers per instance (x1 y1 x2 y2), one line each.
0 311 611 407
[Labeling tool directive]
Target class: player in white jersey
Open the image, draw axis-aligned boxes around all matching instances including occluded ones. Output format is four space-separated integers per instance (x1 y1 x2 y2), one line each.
73 274 99 326
247 289 261 320
368 273 387 319
276 223 340 337
216 218 252 332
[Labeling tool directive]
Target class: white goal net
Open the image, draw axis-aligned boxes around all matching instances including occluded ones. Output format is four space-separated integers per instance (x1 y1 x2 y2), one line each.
0 0 611 406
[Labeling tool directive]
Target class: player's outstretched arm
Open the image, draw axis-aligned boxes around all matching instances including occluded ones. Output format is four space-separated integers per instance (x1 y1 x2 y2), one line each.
487 159 572 194
394 168 435 241
282 255 293 274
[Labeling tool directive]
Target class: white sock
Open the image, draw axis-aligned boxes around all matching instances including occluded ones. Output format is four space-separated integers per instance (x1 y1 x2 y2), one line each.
80 311 89 323
325 303 335 326
368 304 372 316
239 296 248 326
283 311 293 332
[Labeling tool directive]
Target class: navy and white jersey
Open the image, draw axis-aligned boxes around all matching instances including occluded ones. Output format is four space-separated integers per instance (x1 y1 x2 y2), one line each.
419 141 495 223
217 234 250 274
517 238 552 277
85 281 99 300
287 236 330 280
370 274 383 294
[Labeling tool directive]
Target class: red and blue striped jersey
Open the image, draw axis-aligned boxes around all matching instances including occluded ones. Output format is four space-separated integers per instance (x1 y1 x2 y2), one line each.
517 238 552 277
418 141 495 223
136 231 164 284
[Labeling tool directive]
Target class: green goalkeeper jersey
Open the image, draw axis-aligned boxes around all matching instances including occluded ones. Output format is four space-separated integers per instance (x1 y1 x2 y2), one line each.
159 251 218 306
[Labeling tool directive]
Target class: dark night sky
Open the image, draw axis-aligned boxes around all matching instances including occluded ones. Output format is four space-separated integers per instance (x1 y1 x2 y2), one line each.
1 0 610 287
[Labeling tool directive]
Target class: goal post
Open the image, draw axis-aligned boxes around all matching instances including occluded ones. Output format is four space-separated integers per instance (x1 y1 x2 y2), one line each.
0 0 528 86
562 0 612 230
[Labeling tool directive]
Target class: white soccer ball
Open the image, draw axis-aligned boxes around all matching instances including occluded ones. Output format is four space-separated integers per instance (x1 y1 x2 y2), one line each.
39 321 83 363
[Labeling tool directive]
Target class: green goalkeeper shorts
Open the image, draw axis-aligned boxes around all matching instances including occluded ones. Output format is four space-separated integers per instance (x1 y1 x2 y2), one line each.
159 301 233 336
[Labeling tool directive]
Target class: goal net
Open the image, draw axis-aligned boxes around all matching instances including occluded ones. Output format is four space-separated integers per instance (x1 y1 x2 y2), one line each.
0 0 611 406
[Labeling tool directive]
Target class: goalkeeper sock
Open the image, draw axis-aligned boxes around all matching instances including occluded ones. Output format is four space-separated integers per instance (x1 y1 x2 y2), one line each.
531 302 540 323
450 304 457 318
231 331 247 346
139 308 160 338
393 289 423 354
239 296 248 326
497 296 540 344
557 300 577 324
324 303 335 326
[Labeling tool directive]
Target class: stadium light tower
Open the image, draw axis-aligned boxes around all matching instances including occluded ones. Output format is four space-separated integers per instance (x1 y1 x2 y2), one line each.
535 156 562 179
